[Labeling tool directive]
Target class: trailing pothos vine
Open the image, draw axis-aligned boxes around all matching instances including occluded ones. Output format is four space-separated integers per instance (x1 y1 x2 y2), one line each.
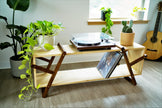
100 7 113 35
18 22 40 101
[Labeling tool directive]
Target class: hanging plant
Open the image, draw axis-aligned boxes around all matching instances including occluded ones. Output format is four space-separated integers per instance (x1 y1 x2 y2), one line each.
100 7 113 35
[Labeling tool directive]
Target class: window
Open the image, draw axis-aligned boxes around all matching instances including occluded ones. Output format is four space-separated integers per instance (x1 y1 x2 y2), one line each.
89 0 149 19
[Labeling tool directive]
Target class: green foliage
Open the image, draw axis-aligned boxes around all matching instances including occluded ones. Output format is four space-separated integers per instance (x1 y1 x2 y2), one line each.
33 20 63 36
122 20 133 33
18 20 63 101
0 0 30 59
18 35 38 101
100 7 113 35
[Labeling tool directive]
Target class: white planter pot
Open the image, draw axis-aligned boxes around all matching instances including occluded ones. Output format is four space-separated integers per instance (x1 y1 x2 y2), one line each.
136 11 145 20
10 56 28 77
37 35 55 50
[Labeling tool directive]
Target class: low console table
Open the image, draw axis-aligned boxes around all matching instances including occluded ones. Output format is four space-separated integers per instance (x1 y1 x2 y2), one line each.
32 42 146 98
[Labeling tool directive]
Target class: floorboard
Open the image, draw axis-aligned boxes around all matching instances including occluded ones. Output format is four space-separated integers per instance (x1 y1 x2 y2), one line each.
0 60 162 108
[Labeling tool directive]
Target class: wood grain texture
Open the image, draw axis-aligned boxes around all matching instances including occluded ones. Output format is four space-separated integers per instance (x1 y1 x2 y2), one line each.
0 60 162 107
33 42 145 57
88 18 149 25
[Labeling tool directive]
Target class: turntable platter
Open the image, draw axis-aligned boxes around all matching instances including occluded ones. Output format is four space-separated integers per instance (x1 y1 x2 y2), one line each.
72 33 102 46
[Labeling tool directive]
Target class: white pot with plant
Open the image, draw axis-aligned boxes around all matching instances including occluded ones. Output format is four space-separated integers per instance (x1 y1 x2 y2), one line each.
131 6 146 20
34 21 63 50
120 20 135 46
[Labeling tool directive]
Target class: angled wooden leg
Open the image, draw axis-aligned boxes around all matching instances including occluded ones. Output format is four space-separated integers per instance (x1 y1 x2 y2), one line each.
42 43 66 98
46 56 55 70
121 47 137 85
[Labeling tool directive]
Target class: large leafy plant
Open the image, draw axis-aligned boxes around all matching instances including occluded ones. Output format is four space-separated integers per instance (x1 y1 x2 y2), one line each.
100 7 113 35
0 0 30 59
18 20 63 101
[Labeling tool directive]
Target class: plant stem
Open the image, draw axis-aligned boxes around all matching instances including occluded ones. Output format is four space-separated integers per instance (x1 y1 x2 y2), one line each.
12 10 17 57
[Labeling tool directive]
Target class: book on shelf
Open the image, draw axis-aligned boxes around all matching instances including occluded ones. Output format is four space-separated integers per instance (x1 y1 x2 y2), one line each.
97 51 123 78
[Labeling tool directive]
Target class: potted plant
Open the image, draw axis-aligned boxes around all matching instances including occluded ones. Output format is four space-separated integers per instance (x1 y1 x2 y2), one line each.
120 20 135 46
0 0 29 77
131 6 146 20
34 20 63 50
100 7 113 36
18 20 63 101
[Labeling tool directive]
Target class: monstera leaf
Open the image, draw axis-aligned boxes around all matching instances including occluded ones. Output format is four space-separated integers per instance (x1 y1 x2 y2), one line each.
7 0 29 11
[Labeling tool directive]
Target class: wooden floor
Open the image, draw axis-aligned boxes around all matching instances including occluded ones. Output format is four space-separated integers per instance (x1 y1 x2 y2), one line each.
0 60 162 108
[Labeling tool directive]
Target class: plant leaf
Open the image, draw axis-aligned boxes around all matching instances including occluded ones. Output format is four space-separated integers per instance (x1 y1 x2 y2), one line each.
44 43 54 51
18 51 24 55
36 84 40 89
0 16 7 22
18 93 24 99
26 69 30 75
20 86 27 92
7 0 30 11
0 42 13 50
18 64 26 70
20 74 26 79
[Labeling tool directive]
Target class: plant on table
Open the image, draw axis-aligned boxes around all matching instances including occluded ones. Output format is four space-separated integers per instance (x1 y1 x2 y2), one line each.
120 20 135 46
18 20 63 101
122 20 133 33
100 7 113 35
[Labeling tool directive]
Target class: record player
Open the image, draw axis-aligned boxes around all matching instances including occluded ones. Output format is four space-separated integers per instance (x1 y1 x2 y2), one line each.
70 32 116 51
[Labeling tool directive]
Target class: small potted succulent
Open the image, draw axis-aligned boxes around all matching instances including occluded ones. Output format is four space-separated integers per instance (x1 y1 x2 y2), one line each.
120 20 135 46
100 7 113 35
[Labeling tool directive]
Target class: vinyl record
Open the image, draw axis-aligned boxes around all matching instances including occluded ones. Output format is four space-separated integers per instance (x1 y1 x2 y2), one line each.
72 33 101 46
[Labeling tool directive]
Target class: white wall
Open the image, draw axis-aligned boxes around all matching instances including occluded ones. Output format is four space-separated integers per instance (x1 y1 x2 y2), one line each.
0 0 161 69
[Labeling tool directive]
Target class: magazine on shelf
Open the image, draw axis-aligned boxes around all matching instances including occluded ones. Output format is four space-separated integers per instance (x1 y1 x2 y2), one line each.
97 52 123 78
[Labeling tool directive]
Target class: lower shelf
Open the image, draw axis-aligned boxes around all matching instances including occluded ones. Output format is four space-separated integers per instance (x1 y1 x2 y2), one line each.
35 64 140 88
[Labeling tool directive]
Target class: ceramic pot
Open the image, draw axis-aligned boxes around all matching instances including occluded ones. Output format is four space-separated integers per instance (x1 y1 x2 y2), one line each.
37 35 55 50
101 11 107 21
10 56 28 77
136 11 145 20
120 32 135 46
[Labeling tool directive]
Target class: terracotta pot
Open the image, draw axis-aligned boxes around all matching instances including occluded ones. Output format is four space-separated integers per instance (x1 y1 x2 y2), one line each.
120 32 135 46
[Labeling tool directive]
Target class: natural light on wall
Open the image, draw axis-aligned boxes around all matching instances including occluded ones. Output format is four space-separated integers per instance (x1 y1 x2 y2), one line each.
89 0 150 19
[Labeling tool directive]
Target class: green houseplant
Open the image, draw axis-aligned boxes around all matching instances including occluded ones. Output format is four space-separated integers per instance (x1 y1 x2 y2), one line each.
120 20 135 46
18 20 63 101
131 6 146 20
35 20 63 50
100 7 113 35
0 0 30 77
